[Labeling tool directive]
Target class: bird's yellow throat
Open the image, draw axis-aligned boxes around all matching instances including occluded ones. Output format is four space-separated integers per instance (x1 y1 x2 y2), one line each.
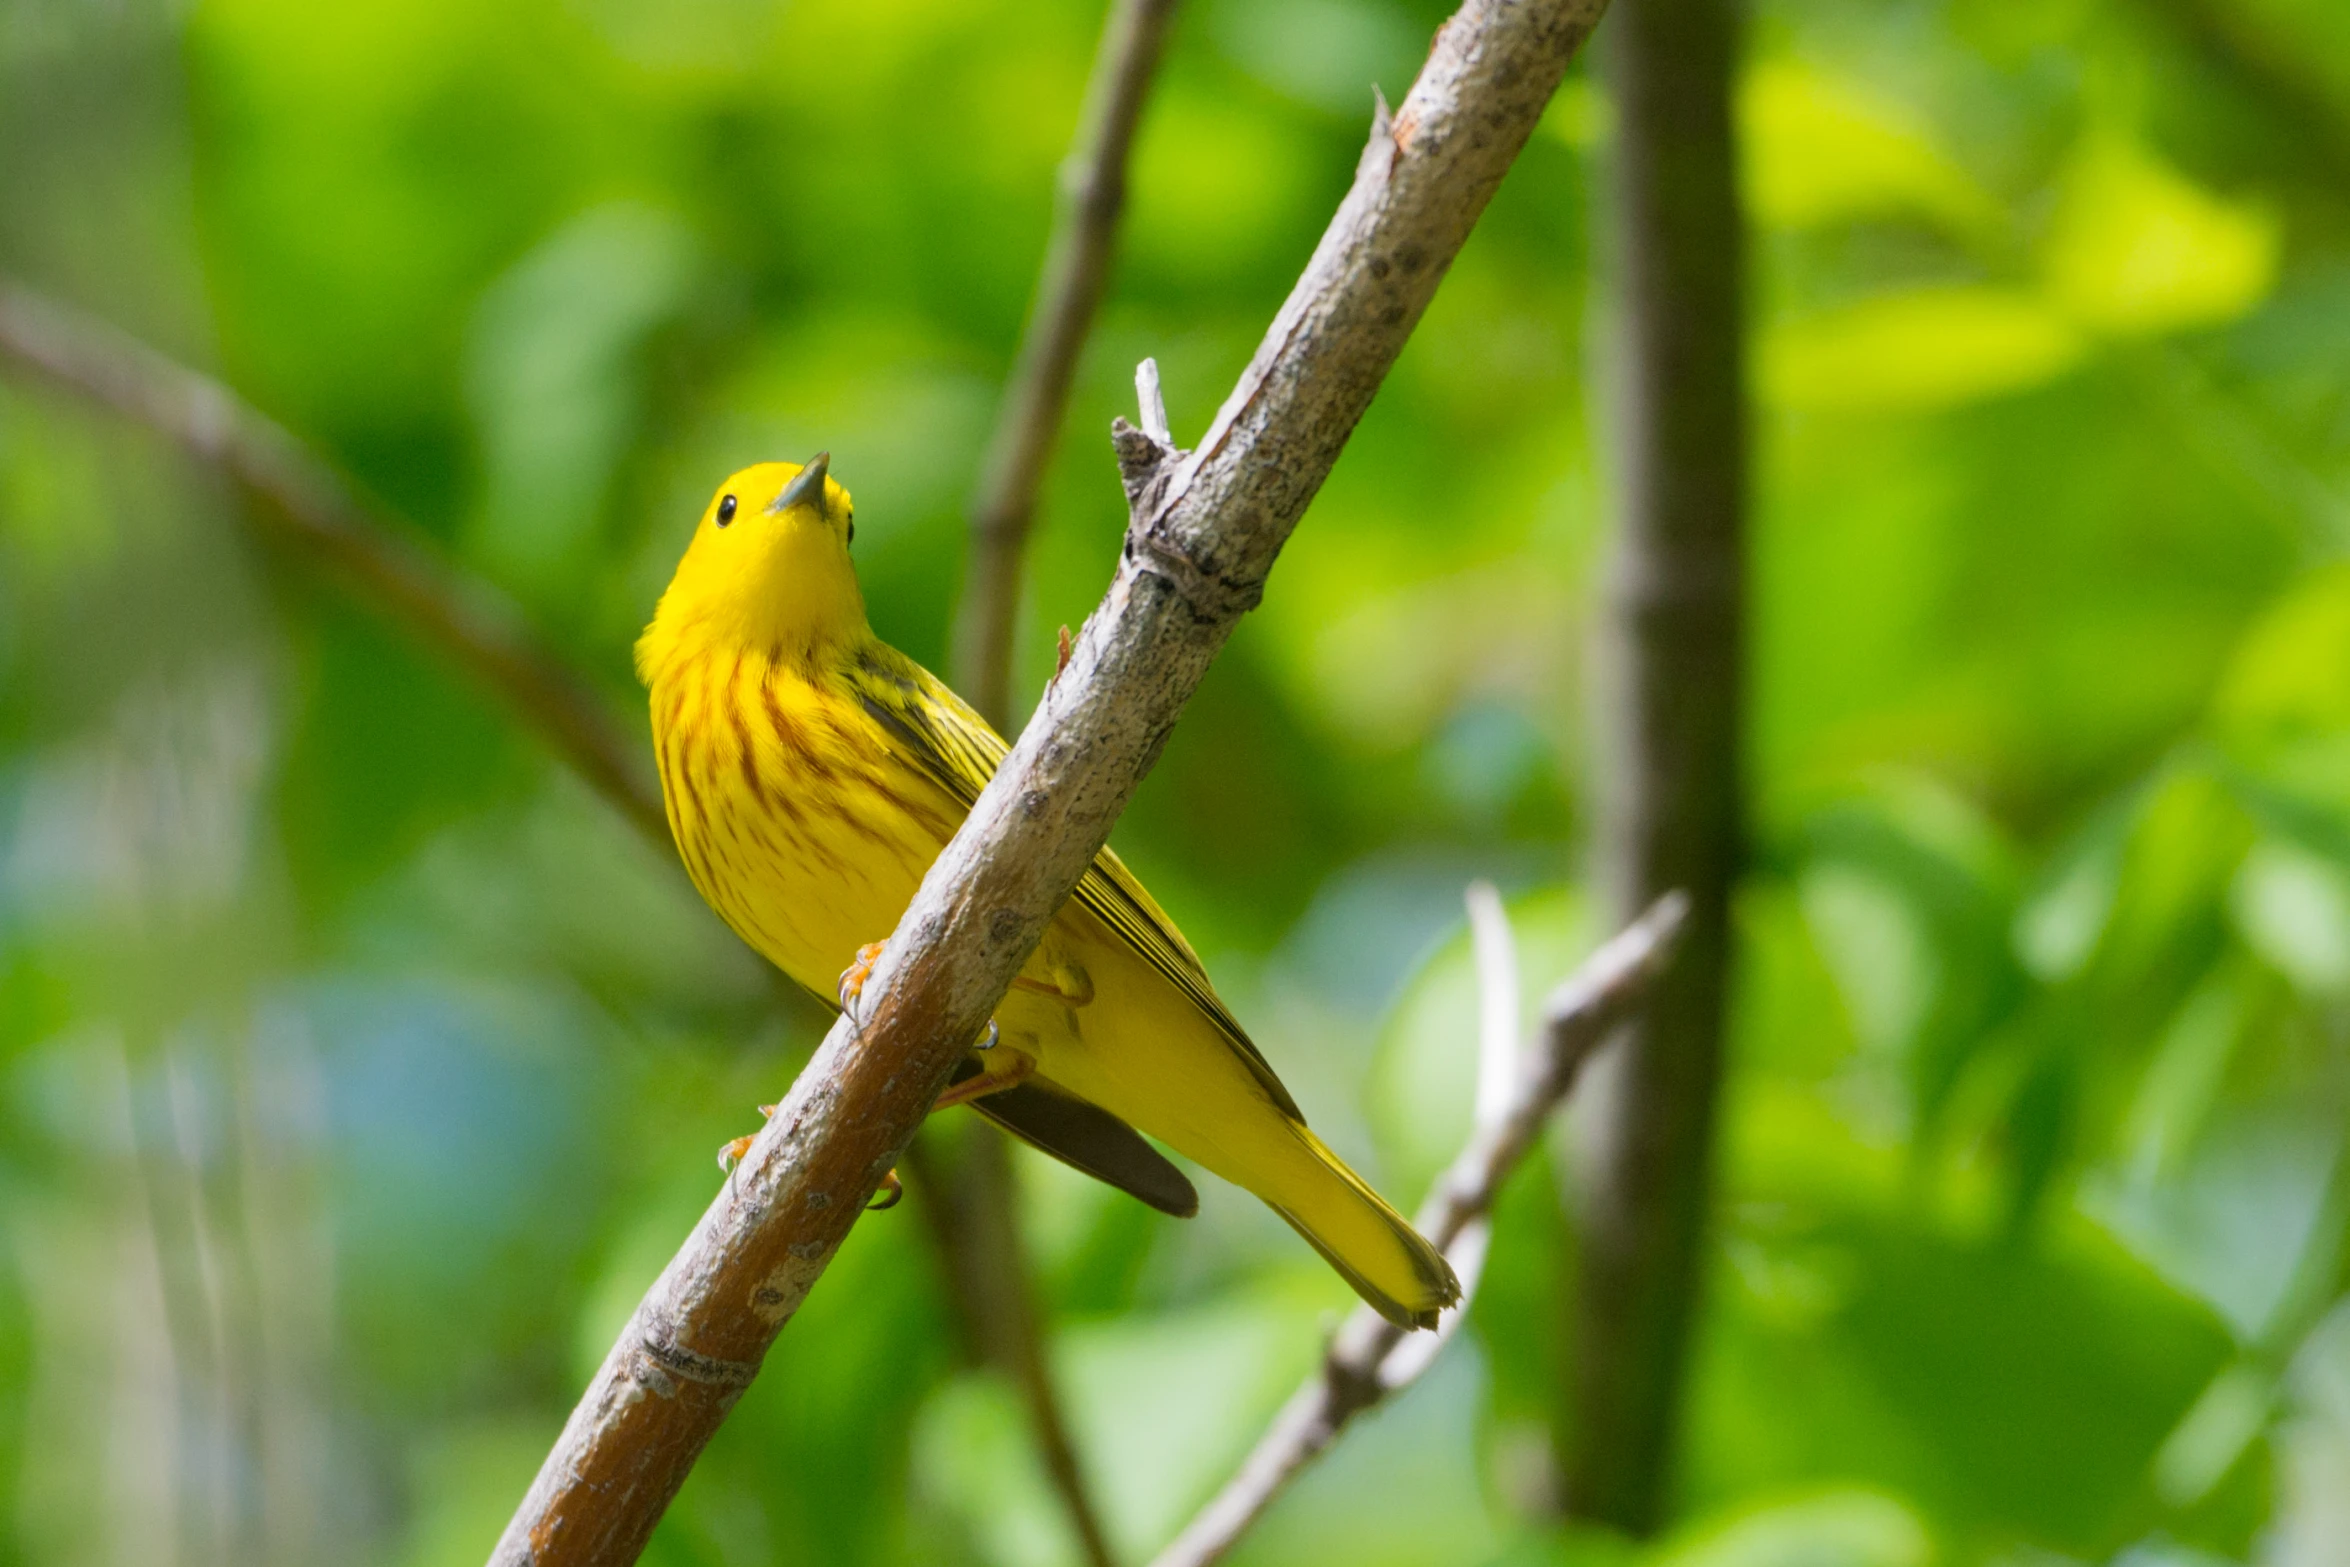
636 455 869 687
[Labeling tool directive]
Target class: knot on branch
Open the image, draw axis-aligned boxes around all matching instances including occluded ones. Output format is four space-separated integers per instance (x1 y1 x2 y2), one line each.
1111 414 1178 512
633 1313 760 1392
1317 1339 1385 1418
1121 521 1264 624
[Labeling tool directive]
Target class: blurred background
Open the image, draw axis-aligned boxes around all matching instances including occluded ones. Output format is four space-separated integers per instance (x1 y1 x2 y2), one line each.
4 0 2350 1563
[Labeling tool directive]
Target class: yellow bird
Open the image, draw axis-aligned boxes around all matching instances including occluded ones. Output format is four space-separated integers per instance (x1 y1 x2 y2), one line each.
637 454 1459 1330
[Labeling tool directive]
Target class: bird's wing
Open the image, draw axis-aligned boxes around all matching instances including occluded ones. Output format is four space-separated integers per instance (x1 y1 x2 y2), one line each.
849 646 1304 1123
962 1069 1199 1217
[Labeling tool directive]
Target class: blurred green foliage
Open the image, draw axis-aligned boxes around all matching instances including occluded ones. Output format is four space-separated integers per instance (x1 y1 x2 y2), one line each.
4 0 2350 1563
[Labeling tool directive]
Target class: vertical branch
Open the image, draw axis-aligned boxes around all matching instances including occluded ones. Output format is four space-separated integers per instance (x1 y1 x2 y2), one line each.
907 1126 1120 1567
1563 0 1747 1533
938 6 1181 1563
954 0 1181 727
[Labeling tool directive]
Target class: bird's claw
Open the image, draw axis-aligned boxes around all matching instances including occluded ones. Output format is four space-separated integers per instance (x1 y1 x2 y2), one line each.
867 1169 903 1211
716 1103 782 1172
837 941 886 1021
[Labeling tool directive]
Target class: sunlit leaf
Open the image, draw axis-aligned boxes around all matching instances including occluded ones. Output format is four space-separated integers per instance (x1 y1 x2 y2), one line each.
1759 287 2086 412
1653 1489 1932 1567
1540 76 1614 150
2231 838 2350 994
1740 58 1998 240
2212 563 2350 745
466 201 702 588
2042 134 2281 339
2153 1362 2274 1508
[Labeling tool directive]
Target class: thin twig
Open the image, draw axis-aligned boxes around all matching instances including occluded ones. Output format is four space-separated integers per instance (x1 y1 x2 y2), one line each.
1146 892 1688 1567
488 2 1612 1559
941 7 1184 1557
0 282 666 846
954 0 1181 727
1135 357 1172 446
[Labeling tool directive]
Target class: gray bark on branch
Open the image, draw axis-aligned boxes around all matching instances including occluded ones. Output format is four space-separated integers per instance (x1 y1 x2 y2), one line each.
1146 891 1688 1567
488 0 1613 1560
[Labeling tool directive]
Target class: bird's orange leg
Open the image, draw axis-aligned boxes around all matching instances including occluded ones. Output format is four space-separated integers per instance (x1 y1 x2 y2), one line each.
838 940 887 1019
716 1103 782 1172
719 1107 902 1211
1009 958 1094 1008
931 1050 1036 1112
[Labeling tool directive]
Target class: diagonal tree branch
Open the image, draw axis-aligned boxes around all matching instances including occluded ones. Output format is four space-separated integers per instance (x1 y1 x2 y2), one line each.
0 281 667 847
486 1 1613 1560
955 0 1182 729
1147 891 1688 1567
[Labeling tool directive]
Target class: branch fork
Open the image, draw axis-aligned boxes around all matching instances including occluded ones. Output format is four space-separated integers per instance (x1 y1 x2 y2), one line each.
1113 359 1270 625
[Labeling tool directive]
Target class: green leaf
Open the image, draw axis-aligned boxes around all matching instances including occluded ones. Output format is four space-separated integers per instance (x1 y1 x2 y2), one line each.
2042 134 2281 339
1759 287 2086 413
1740 58 1999 241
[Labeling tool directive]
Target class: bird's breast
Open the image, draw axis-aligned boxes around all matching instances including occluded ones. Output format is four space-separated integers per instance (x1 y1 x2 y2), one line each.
652 648 960 993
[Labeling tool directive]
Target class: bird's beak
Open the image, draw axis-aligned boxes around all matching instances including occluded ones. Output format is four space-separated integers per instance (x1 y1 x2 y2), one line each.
770 451 831 517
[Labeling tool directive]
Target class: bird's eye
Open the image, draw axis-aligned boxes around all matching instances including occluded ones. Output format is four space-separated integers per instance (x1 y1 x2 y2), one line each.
846 511 855 545
716 494 738 527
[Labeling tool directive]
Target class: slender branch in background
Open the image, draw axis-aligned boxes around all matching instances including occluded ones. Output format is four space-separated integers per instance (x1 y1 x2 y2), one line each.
954 0 1181 727
1149 892 1689 1567
488 2 1613 1559
0 282 667 847
931 7 1185 1561
1562 0 1747 1531
903 1125 1120 1567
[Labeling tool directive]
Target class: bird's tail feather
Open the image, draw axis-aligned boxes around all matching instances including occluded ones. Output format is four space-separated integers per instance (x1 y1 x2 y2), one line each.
1267 1125 1458 1331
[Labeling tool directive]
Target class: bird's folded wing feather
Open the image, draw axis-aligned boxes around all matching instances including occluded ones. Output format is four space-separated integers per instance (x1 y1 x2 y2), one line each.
850 647 1304 1123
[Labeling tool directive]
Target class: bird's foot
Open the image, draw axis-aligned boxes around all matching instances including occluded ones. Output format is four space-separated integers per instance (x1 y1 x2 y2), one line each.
867 1169 904 1211
716 1103 782 1172
837 941 886 1020
932 1050 1035 1112
1010 959 1094 1009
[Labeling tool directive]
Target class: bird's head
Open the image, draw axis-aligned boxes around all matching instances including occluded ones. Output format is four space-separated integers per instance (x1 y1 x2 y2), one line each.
636 453 866 684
